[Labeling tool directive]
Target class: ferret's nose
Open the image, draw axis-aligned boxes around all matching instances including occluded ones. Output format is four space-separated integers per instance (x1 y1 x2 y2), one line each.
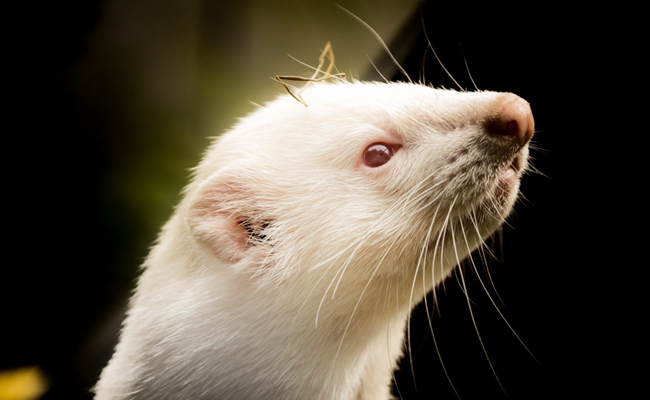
485 95 535 145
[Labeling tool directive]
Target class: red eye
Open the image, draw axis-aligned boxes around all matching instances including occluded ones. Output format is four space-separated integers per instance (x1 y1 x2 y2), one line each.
362 143 398 168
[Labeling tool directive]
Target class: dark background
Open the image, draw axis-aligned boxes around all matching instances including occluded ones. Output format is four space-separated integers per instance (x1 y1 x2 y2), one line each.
4 1 636 399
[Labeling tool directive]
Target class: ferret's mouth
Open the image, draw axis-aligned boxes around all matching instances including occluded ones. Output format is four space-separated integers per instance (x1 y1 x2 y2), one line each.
499 151 525 191
505 153 522 175
510 153 522 172
499 151 525 186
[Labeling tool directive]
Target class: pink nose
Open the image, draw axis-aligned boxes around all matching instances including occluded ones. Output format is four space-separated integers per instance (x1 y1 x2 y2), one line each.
485 95 535 145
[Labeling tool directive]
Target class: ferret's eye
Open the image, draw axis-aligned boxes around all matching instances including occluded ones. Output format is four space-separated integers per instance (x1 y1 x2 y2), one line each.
362 143 398 168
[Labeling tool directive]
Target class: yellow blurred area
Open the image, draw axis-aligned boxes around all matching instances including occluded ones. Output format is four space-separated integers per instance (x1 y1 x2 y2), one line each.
0 367 49 400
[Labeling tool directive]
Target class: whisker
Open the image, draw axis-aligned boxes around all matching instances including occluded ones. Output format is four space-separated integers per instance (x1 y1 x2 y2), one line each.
453 219 508 397
337 5 413 83
419 46 428 86
421 13 463 91
406 202 441 393
366 55 390 84
458 42 479 92
467 210 504 304
461 218 539 363
328 231 404 386
418 204 462 398
389 316 407 400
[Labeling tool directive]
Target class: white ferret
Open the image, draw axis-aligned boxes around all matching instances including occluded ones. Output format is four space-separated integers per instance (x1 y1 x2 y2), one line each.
95 81 534 400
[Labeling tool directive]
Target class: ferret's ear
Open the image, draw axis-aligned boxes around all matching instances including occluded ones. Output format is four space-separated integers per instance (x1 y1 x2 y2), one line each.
186 174 267 263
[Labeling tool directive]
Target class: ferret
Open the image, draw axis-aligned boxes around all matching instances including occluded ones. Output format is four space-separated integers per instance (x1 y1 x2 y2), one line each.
94 80 534 400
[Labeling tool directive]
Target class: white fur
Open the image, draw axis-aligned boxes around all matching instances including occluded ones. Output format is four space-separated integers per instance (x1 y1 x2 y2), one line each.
95 81 531 400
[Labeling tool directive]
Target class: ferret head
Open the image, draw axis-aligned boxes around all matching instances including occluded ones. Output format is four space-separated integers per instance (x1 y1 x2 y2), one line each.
185 81 534 287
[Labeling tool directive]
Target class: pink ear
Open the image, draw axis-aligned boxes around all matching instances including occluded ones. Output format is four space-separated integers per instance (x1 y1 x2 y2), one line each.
186 179 253 263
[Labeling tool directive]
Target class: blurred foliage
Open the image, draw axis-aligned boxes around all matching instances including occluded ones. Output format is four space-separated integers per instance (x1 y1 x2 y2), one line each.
0 367 49 400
